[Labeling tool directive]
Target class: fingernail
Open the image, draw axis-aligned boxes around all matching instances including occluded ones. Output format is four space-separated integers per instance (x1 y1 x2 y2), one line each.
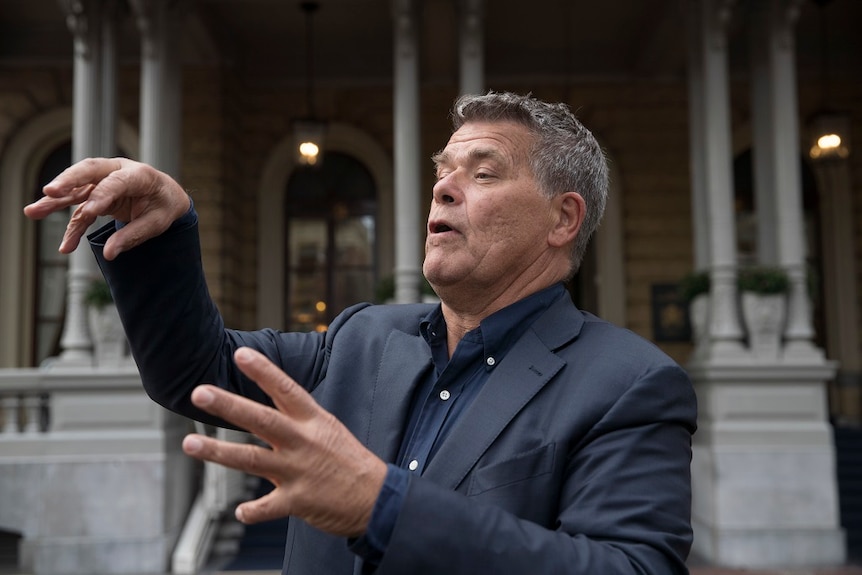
235 506 246 523
183 436 203 454
235 347 253 362
194 387 215 406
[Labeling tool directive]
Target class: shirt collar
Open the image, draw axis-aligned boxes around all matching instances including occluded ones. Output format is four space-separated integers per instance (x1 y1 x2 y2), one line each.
419 282 567 363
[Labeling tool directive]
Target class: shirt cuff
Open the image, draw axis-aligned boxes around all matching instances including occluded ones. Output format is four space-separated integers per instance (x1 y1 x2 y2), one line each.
348 463 410 566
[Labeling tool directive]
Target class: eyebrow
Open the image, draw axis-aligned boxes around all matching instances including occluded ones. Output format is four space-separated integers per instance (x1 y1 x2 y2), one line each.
432 147 507 172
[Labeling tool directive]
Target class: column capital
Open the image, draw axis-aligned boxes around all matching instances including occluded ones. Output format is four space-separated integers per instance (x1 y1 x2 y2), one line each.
459 0 483 17
129 0 158 57
58 0 95 57
392 0 420 58
703 0 737 49
774 0 805 50
458 0 483 56
392 0 420 21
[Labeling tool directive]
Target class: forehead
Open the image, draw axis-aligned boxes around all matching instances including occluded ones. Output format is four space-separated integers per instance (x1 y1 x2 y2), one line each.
435 121 534 166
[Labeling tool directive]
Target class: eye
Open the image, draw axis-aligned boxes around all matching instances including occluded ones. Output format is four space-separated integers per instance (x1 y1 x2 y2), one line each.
475 171 493 181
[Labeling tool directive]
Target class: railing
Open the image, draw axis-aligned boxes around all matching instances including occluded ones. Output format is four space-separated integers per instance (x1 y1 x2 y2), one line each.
0 365 251 574
0 365 151 446
0 392 48 435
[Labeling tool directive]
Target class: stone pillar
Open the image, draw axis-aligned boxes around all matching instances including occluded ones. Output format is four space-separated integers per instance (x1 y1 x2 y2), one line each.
392 0 422 303
99 0 120 158
54 0 105 366
131 0 184 175
763 0 821 361
687 0 745 362
748 3 779 265
688 4 845 565
686 6 709 273
458 0 484 96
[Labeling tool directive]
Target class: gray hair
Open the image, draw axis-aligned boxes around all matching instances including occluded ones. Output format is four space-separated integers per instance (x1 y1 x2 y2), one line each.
449 91 609 274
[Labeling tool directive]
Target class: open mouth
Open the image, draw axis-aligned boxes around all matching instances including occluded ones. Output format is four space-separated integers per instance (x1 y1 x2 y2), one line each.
432 223 453 233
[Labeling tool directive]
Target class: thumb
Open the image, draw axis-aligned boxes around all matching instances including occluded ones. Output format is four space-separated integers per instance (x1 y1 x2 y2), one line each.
235 485 290 525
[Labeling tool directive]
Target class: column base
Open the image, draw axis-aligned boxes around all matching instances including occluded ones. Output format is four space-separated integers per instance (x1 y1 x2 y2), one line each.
691 522 846 568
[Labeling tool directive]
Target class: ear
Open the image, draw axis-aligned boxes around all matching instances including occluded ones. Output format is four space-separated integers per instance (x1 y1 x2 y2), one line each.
548 192 585 248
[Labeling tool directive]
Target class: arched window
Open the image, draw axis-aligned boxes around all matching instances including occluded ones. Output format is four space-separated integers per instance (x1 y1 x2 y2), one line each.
31 141 72 366
284 151 377 331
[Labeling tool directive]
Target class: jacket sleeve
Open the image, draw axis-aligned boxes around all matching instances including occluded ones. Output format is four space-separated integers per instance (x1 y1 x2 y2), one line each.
88 213 368 427
376 363 696 575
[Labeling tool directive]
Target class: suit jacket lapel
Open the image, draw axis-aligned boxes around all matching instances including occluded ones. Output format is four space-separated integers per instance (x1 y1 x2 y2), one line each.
423 295 584 490
364 329 432 462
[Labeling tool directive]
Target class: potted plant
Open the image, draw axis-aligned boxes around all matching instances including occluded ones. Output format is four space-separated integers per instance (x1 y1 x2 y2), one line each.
84 277 114 309
85 278 127 367
737 265 789 360
678 270 710 346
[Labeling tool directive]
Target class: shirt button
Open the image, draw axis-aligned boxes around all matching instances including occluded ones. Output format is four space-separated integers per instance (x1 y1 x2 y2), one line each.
486 356 496 366
408 459 419 471
439 389 451 401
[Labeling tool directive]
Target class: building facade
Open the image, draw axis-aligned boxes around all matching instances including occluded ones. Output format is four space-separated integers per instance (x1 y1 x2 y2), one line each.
0 0 860 573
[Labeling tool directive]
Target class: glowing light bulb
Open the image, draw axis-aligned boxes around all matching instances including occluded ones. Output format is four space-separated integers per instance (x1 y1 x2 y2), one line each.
817 133 842 150
299 141 320 164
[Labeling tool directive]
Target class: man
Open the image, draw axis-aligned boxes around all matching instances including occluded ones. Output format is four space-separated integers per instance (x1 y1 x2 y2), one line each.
25 92 696 574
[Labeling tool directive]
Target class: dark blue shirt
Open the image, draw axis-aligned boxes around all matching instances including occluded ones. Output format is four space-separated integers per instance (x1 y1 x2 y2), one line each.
350 282 567 565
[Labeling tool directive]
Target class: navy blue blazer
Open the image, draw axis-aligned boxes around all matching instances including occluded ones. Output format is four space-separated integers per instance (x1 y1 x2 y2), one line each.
91 217 697 574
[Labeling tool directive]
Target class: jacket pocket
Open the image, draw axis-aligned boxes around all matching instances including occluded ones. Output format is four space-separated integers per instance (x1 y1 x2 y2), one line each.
468 443 555 496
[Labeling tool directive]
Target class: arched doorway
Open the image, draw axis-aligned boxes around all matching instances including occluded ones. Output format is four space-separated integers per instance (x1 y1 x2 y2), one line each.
31 141 73 366
283 151 377 331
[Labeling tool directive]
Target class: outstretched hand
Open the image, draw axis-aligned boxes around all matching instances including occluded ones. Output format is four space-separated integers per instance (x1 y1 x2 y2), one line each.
23 157 190 260
181 347 388 537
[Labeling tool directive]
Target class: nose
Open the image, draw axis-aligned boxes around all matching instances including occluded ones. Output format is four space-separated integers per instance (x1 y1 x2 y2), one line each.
432 173 461 205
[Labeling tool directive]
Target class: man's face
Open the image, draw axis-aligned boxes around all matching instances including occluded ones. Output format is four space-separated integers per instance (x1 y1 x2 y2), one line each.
423 121 558 296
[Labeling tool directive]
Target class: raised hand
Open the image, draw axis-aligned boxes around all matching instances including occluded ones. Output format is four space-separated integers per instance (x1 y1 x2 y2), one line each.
181 347 388 537
23 157 190 260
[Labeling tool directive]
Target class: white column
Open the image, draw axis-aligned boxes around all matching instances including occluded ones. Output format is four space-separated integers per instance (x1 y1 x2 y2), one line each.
748 3 778 265
392 0 422 303
458 0 484 96
131 0 184 176
690 0 745 361
764 0 821 360
686 7 709 272
690 7 844 567
55 0 104 365
100 0 120 158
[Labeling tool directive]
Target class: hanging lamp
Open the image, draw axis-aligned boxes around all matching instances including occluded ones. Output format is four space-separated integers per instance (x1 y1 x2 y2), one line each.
293 1 326 166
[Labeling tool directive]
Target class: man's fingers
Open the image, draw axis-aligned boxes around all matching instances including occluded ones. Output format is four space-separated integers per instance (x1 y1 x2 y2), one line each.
22 195 73 220
189 385 296 448
182 433 281 482
42 157 122 197
58 203 99 254
232 347 319 420
100 212 169 260
235 489 287 525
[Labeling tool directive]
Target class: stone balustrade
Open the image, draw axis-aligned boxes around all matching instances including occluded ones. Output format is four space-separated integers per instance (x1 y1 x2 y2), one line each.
0 365 197 575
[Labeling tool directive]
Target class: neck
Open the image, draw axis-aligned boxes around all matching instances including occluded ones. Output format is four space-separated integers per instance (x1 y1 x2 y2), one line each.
439 277 560 357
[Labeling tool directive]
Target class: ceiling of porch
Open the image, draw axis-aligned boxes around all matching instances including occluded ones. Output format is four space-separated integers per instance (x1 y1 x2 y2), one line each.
1 1 860 88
